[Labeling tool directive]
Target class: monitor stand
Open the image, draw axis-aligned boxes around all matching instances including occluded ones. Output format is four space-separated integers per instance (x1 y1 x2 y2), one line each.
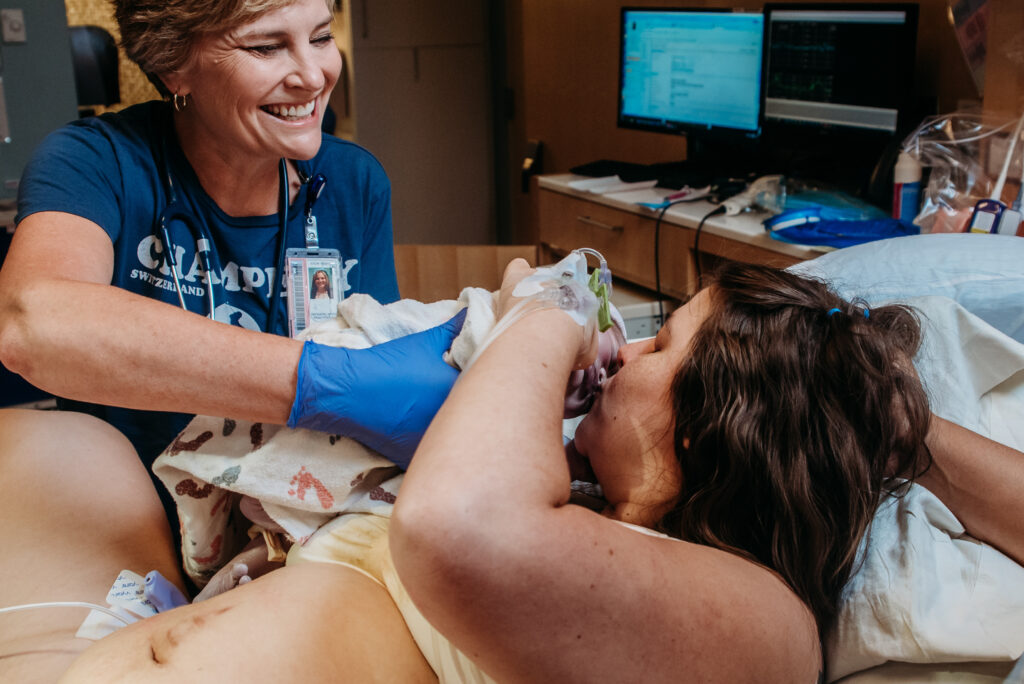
567 159 658 183
650 134 762 190
568 133 763 190
647 161 716 190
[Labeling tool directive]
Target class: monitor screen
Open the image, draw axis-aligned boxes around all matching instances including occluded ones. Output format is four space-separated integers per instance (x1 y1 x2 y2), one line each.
763 4 918 133
618 8 765 137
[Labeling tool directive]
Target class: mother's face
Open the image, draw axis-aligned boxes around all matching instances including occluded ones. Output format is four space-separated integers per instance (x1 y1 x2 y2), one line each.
163 0 340 164
572 289 713 526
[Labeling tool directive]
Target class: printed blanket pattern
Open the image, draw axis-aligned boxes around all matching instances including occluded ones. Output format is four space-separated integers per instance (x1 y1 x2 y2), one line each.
152 287 497 585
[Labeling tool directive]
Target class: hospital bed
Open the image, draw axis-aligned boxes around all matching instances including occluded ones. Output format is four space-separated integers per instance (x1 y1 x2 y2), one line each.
155 235 1024 683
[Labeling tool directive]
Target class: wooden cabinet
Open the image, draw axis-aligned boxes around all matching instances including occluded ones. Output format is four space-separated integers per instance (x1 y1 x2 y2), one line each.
347 0 494 245
538 189 696 298
536 175 820 300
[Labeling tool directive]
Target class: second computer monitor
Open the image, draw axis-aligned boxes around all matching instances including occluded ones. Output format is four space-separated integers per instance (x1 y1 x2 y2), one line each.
762 3 919 133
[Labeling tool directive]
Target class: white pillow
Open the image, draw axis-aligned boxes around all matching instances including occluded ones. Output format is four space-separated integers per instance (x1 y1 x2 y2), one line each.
823 296 1024 681
786 237 1024 680
790 234 1024 345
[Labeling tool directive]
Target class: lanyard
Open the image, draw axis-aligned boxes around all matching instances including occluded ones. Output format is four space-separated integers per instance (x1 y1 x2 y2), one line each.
303 173 327 249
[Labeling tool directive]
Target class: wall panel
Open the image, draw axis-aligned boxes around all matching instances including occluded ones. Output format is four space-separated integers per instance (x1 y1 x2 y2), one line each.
517 0 979 177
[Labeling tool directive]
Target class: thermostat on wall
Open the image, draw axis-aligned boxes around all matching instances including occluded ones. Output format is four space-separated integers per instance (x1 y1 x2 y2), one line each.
1 9 27 44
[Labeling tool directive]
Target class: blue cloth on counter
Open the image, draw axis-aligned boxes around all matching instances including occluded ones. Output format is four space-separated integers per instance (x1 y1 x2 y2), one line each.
767 216 919 248
764 188 905 248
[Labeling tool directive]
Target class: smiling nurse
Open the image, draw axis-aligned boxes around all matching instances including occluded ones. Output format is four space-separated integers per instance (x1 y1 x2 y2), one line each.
0 1 464 679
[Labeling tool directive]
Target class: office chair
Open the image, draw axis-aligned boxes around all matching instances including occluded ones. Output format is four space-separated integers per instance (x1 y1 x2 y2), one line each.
69 25 120 115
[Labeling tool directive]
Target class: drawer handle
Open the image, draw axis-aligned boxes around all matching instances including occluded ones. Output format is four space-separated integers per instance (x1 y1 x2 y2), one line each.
576 215 623 232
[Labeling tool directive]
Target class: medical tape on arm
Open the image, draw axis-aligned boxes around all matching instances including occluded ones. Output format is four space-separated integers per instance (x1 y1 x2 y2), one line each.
465 275 599 370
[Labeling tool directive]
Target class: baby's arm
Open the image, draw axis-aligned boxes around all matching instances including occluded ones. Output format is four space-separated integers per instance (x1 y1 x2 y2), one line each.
918 415 1024 565
192 537 285 602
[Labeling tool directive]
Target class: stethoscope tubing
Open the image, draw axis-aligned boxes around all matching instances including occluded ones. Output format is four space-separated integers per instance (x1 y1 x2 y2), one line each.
266 159 290 335
156 125 291 333
159 202 216 316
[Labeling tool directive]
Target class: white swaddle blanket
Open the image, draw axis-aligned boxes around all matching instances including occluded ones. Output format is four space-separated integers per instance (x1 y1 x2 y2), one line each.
152 287 497 585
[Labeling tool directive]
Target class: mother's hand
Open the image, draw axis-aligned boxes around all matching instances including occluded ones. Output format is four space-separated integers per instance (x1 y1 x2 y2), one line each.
496 257 599 370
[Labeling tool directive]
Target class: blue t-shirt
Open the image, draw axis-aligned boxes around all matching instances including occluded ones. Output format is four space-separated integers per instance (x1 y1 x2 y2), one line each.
17 101 399 472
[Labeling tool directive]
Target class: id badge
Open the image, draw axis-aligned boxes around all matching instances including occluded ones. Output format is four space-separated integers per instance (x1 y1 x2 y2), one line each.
286 247 343 338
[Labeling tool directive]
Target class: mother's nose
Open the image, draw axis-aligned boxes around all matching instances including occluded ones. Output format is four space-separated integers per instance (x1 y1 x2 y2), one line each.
616 337 654 366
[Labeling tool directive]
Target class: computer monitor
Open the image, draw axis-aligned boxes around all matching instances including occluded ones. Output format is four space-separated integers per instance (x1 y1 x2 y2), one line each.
617 8 766 141
762 3 918 133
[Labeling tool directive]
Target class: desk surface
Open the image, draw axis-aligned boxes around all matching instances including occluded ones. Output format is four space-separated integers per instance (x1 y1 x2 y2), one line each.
538 174 825 262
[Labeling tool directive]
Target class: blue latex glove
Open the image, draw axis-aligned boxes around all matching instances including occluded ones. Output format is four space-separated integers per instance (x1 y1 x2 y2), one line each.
287 309 467 468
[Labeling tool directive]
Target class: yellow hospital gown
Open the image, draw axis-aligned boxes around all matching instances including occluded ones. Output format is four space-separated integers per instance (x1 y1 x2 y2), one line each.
287 513 497 684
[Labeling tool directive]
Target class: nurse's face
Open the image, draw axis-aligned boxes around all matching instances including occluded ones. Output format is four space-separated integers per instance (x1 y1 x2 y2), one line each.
572 289 714 526
168 0 340 163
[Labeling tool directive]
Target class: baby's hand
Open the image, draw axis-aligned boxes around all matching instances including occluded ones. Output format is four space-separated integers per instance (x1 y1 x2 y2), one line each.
192 537 284 602
192 562 252 603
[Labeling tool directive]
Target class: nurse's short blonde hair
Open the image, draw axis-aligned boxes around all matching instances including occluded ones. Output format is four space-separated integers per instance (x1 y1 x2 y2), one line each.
112 0 337 96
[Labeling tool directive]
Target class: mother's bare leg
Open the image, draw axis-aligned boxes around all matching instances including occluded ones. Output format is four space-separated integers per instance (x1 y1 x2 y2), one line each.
61 562 437 683
0 409 183 683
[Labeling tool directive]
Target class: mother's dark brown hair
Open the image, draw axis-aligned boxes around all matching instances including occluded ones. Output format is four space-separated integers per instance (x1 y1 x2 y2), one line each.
661 261 931 630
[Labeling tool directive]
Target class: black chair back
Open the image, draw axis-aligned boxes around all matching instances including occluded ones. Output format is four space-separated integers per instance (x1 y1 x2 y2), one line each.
69 25 120 109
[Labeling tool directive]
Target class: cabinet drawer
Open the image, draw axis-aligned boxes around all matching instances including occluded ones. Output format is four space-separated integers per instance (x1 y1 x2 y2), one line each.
537 189 695 296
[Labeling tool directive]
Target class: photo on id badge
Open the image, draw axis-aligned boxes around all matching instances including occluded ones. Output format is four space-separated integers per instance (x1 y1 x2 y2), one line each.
287 251 342 337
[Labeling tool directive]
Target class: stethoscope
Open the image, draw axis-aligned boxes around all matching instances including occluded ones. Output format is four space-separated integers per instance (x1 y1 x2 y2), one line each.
156 132 326 335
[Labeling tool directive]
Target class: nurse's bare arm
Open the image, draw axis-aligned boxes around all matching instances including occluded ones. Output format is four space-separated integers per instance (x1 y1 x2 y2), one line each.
391 307 821 684
917 415 1024 565
0 212 301 424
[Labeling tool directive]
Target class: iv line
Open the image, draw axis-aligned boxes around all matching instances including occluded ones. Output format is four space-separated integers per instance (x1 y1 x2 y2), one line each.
0 601 133 625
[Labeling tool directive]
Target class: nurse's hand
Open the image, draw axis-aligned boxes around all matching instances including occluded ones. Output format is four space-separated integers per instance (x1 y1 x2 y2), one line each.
287 309 467 468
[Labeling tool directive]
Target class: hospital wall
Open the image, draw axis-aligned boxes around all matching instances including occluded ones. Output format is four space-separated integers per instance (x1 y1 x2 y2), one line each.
502 0 1024 243
53 0 1024 248
512 0 994 182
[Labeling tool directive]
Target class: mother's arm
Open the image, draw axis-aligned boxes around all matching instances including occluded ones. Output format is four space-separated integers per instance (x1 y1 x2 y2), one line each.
0 212 302 423
918 415 1024 565
391 296 820 683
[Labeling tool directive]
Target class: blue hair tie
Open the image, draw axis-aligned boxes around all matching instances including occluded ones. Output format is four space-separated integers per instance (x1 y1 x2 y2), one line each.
828 307 871 319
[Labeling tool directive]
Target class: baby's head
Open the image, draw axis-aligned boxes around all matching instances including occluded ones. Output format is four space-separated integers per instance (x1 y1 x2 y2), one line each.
563 313 626 418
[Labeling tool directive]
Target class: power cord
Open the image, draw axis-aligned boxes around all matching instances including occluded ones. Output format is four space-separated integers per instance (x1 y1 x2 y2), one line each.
653 199 684 326
693 205 728 284
653 201 727 324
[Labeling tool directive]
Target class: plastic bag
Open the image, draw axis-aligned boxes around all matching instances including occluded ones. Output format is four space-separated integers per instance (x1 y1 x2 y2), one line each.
758 177 912 249
746 175 889 221
900 112 1024 233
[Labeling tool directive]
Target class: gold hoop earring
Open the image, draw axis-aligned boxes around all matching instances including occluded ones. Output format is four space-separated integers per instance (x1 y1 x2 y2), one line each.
172 93 188 111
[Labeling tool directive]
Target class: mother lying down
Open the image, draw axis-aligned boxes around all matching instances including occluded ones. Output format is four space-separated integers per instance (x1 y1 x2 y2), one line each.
5 243 1024 682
